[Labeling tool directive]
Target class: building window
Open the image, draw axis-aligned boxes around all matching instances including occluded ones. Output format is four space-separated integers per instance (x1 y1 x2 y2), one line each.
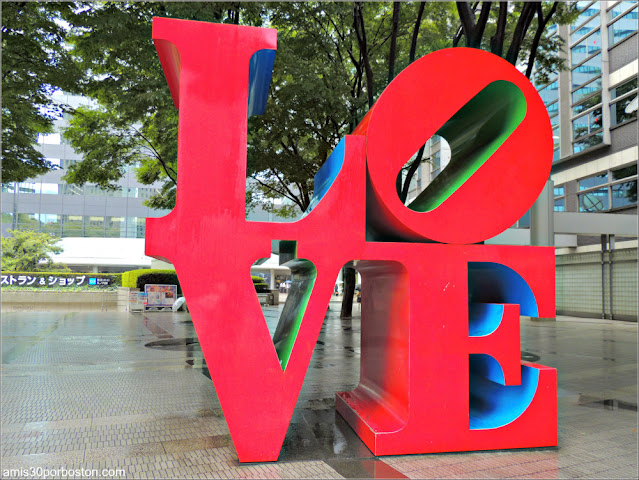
571 30 601 67
573 107 603 139
572 110 603 154
552 126 560 162
612 181 638 208
608 6 638 47
1 212 14 225
578 165 638 212
61 183 84 195
62 215 83 237
137 221 145 238
569 1 602 156
84 216 105 237
554 184 565 212
611 164 638 208
571 54 602 88
608 1 637 19
41 183 59 195
579 172 608 190
18 182 41 194
431 151 441 181
610 78 638 127
539 81 559 105
571 78 602 104
579 187 609 211
570 39 603 155
571 12 601 43
40 214 62 235
572 2 600 28
13 213 41 231
573 92 602 116
106 217 124 238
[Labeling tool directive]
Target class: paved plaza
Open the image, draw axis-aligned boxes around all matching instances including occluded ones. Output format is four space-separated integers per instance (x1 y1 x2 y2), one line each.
1 300 637 479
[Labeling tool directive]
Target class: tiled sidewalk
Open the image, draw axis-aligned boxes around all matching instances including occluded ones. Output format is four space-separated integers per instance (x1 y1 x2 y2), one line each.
1 306 637 479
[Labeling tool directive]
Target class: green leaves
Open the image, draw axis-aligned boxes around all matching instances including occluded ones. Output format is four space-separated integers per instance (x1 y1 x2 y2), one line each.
2 2 573 218
1 2 82 183
1 229 65 272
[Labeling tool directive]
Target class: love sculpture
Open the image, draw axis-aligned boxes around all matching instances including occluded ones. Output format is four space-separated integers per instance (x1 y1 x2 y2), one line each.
146 18 557 462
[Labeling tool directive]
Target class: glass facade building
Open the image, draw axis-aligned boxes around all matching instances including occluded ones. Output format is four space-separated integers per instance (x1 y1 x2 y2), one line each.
404 1 636 232
543 1 637 221
1 93 171 240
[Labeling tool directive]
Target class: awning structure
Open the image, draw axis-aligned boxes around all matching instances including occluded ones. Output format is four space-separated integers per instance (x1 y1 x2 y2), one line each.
51 238 153 270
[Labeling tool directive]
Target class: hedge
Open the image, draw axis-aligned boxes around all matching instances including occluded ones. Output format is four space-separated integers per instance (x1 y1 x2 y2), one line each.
136 272 182 295
122 270 272 294
252 275 269 293
122 269 176 289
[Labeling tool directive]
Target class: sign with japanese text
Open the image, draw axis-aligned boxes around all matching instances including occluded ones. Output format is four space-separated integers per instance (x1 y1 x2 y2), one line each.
144 284 177 308
129 291 146 312
1 274 111 288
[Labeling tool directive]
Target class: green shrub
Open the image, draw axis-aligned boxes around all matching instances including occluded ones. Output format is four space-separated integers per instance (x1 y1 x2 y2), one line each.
252 275 269 292
122 269 176 289
124 270 271 294
122 270 131 288
136 272 182 295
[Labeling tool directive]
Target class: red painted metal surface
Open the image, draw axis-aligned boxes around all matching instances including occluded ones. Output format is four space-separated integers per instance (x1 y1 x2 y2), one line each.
146 18 557 462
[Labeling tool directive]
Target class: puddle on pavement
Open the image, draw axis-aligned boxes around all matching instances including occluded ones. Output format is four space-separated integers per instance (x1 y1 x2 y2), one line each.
326 458 408 479
145 338 201 351
521 351 541 362
579 395 637 412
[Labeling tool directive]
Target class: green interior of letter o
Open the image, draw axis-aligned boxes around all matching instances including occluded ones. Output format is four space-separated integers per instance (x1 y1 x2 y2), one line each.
408 80 527 213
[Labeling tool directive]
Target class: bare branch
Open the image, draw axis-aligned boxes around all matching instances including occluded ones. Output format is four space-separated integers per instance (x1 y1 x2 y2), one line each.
131 126 177 185
400 145 425 203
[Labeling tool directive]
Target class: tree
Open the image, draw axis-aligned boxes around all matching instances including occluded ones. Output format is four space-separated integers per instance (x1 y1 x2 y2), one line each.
59 2 265 210
397 1 579 204
24 2 576 318
1 2 83 183
59 2 455 215
1 229 65 272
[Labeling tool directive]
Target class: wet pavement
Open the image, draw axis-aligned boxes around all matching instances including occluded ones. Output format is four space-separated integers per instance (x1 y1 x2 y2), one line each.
1 299 637 479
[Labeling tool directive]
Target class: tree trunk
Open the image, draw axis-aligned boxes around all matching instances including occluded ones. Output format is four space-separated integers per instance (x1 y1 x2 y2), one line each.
505 2 537 65
525 2 559 79
400 144 425 203
387 2 401 84
340 266 356 318
354 2 375 108
409 2 426 64
472 2 492 48
490 2 508 56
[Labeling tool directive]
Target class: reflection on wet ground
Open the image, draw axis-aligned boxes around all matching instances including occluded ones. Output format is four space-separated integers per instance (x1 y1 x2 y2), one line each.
1 304 637 479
